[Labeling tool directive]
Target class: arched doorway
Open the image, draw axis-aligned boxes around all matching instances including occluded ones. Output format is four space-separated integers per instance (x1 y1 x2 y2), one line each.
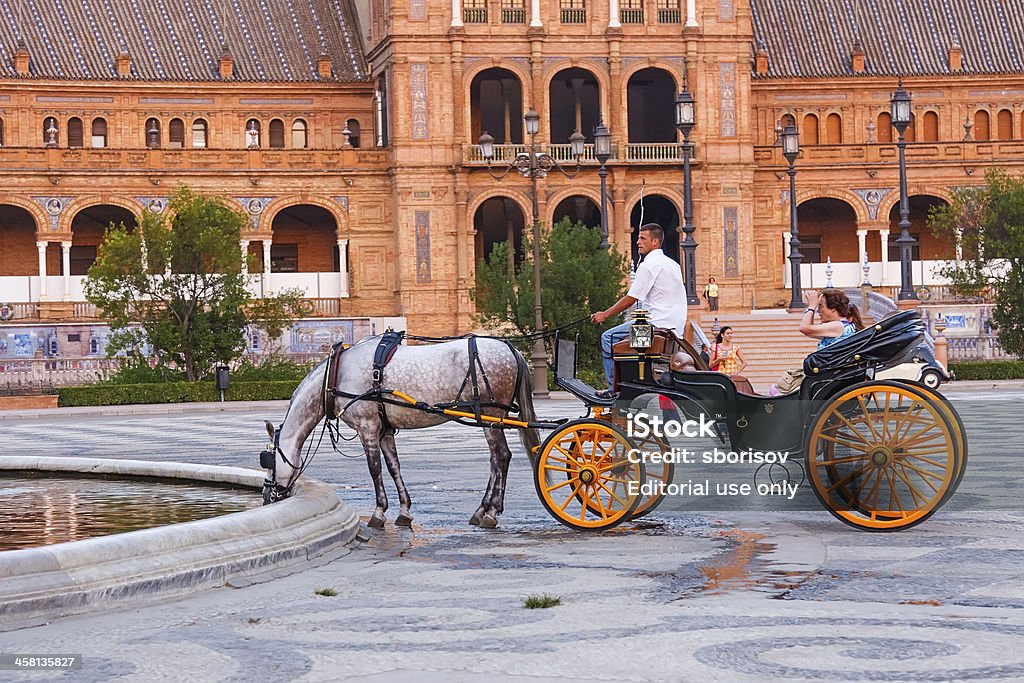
626 68 677 142
887 195 954 261
0 205 38 276
629 195 680 265
553 195 600 230
474 197 525 270
269 205 338 274
470 68 524 145
549 68 600 144
70 205 138 275
796 198 858 264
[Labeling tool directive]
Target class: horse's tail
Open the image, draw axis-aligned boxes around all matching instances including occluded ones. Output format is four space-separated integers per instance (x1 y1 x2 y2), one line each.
512 345 542 467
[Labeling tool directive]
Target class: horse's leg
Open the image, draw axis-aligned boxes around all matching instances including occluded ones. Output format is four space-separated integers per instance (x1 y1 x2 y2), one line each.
469 427 501 527
475 427 514 529
359 430 389 528
380 430 413 527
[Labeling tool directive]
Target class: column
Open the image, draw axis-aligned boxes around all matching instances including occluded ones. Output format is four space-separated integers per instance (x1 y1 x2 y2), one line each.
240 239 249 275
337 239 350 298
686 0 698 27
879 230 890 285
856 229 867 280
451 0 463 27
608 0 621 28
262 239 272 276
61 241 72 301
36 241 48 301
530 0 542 27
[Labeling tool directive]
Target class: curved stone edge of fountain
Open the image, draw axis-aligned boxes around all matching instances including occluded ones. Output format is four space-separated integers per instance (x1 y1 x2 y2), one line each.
0 456 359 626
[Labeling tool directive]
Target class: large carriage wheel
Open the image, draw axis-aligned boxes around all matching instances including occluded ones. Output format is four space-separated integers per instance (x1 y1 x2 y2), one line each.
534 419 644 531
904 384 969 497
605 397 676 520
806 381 959 531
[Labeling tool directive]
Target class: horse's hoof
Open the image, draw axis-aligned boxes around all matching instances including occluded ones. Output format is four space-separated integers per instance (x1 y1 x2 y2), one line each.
479 513 498 529
367 514 386 529
395 512 413 527
468 511 483 527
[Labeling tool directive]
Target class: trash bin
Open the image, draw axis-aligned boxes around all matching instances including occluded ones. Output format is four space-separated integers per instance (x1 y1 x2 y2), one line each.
215 366 230 391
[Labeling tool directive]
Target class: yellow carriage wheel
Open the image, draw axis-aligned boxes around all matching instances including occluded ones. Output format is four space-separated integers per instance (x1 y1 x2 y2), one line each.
534 419 643 531
603 402 675 521
900 383 968 498
807 382 958 531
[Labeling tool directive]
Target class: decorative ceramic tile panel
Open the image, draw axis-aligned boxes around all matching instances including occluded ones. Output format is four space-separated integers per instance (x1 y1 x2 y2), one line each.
719 0 734 21
415 210 432 283
719 62 736 137
853 188 895 220
723 207 739 277
411 63 429 140
410 0 426 20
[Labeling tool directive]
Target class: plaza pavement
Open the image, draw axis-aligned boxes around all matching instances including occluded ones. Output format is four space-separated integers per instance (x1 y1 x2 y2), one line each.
2 386 1024 681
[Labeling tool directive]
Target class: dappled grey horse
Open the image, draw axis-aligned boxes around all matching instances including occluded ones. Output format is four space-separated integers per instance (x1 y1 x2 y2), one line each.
261 335 540 528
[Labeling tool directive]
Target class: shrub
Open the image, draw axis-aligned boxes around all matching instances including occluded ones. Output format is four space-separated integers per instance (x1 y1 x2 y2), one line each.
58 380 300 407
949 360 1024 380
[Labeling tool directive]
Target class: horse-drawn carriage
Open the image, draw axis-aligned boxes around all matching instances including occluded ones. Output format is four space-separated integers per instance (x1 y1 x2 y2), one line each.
260 309 966 534
538 308 966 532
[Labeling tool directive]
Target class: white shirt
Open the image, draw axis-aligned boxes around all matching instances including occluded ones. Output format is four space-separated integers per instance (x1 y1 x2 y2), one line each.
627 248 687 336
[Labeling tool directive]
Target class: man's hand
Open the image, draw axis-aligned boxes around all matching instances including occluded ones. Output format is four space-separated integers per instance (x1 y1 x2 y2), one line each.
591 310 610 324
802 289 820 307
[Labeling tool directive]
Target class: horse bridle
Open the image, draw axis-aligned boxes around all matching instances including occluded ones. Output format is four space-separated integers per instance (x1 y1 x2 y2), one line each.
260 426 304 503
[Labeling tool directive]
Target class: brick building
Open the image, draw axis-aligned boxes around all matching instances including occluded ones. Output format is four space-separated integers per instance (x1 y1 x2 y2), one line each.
1 0 1022 349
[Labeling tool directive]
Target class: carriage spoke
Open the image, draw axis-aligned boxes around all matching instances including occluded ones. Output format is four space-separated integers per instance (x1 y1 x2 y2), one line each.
892 464 928 508
898 461 944 489
597 479 629 508
823 462 870 495
559 483 584 512
818 433 872 453
856 396 882 442
819 453 870 466
903 452 952 468
885 468 906 515
544 478 577 493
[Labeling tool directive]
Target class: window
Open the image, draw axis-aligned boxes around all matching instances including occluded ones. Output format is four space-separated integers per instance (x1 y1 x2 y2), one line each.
67 117 84 147
269 119 285 148
169 118 185 148
560 0 586 23
270 243 298 273
92 118 107 148
246 119 261 147
501 0 525 23
0 117 4 146
70 245 97 275
291 119 308 148
657 0 681 23
620 0 643 23
146 118 161 148
825 113 842 144
876 112 892 143
376 74 389 147
974 110 990 141
67 333 81 342
888 234 921 261
464 0 487 23
802 113 819 145
997 109 1014 140
192 118 208 148
42 117 59 146
346 118 361 148
923 111 939 141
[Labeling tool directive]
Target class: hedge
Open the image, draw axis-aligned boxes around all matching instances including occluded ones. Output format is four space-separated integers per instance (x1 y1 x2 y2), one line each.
949 360 1024 381
59 380 301 407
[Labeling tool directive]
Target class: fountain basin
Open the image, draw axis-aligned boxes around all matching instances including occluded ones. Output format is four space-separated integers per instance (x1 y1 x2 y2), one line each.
0 456 359 626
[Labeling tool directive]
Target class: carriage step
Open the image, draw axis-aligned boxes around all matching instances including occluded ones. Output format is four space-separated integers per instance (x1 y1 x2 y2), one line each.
556 377 615 406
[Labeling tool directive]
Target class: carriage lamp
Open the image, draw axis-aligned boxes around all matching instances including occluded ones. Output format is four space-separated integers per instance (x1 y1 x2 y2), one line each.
630 309 654 350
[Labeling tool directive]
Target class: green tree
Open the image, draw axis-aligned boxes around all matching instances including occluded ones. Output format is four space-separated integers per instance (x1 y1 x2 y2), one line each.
930 168 1024 358
473 217 629 379
84 187 304 381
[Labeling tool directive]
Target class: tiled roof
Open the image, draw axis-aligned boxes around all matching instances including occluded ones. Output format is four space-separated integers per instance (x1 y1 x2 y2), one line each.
0 0 367 82
751 0 1024 78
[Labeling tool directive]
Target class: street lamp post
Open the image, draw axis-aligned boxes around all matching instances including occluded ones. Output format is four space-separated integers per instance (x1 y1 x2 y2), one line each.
781 123 802 310
593 120 612 249
675 88 700 305
478 108 585 398
891 78 917 301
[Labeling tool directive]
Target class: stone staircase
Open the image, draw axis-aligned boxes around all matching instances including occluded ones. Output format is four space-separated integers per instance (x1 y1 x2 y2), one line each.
692 311 819 393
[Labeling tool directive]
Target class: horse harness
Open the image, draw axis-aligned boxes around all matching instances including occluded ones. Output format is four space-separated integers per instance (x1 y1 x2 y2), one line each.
325 331 522 435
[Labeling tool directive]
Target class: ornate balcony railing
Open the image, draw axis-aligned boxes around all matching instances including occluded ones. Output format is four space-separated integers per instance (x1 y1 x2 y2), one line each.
462 142 692 164
463 6 488 23
560 8 586 23
620 7 644 23
501 1 526 23
658 7 681 22
623 143 686 161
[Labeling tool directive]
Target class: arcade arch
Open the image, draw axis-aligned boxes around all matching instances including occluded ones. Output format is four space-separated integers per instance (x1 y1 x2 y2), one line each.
69 204 138 275
625 68 677 143
548 67 600 144
268 204 339 273
470 68 524 145
473 196 525 268
629 195 680 264
886 195 954 261
0 205 39 276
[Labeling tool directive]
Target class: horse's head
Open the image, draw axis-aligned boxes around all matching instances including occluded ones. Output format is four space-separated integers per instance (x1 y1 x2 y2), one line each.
260 419 300 504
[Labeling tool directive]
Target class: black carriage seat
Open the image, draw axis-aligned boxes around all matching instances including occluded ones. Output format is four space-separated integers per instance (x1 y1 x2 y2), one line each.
802 310 925 377
554 335 615 406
